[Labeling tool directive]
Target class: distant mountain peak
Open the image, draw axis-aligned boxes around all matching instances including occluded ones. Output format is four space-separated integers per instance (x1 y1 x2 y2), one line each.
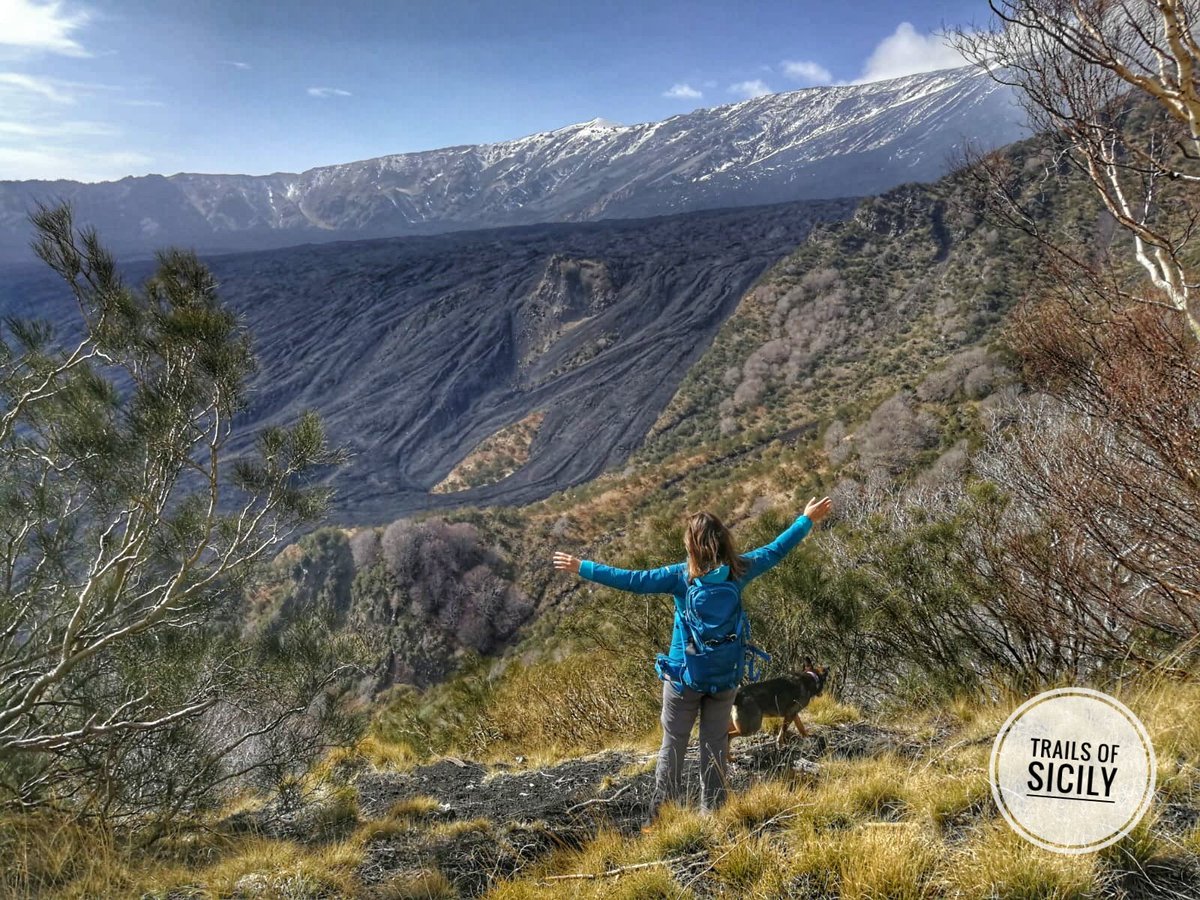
0 65 1027 263
577 117 622 129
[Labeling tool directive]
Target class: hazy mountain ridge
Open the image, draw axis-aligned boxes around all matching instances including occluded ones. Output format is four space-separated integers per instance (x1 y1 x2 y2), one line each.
0 66 1024 263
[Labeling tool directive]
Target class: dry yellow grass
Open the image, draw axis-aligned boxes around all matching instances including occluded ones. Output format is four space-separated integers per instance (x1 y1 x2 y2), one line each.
828 823 941 900
386 795 444 821
548 826 637 876
1139 678 1200 773
944 820 1099 898
429 816 494 840
709 834 782 891
8 675 1200 899
640 802 717 858
0 815 367 900
310 734 421 783
190 836 365 896
0 813 176 899
747 821 941 898
373 868 456 899
804 693 863 727
357 734 424 771
716 779 810 832
800 754 911 827
481 677 1200 898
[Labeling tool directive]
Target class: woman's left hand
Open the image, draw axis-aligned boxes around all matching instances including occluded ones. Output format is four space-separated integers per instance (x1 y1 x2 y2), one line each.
553 551 581 574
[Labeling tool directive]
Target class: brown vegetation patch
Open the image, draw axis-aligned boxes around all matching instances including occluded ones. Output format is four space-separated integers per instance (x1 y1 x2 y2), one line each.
433 411 546 493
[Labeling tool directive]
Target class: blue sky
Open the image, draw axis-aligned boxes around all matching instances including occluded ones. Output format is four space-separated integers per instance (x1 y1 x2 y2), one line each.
0 0 995 182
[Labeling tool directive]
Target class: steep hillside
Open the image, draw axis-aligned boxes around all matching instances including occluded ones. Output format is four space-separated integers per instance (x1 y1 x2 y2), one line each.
0 66 1024 263
639 181 1028 462
0 198 853 523
245 134 1097 703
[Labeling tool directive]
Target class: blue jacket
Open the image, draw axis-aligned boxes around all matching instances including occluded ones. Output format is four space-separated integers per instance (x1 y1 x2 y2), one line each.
578 514 814 664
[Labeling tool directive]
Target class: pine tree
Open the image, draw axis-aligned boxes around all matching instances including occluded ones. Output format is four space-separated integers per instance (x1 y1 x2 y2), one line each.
0 205 362 829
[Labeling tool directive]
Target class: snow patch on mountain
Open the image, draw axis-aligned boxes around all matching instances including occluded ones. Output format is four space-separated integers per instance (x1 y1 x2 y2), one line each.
0 66 1025 262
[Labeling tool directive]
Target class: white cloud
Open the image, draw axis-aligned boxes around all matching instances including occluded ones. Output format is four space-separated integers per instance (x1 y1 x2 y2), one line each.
0 145 151 181
223 60 251 70
0 119 116 137
857 22 968 83
0 72 75 103
0 73 151 181
728 79 772 99
0 6 160 182
781 59 832 85
307 86 351 98
0 0 89 56
662 82 702 100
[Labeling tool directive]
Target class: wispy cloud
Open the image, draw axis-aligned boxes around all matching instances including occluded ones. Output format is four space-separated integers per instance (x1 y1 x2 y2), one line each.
0 72 75 103
0 119 116 137
223 60 251 70
0 0 90 57
0 78 147 182
728 79 772 100
781 59 831 85
662 82 702 100
0 4 160 182
307 86 351 98
856 22 968 83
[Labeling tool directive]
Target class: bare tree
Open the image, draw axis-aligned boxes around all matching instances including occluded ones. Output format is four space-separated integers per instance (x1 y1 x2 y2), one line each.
0 206 359 825
955 0 1200 340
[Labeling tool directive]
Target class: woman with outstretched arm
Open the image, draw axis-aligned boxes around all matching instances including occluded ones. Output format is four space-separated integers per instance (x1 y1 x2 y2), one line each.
553 496 832 824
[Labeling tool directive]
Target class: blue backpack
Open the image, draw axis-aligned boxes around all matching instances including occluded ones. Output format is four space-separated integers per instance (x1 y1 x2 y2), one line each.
655 574 770 694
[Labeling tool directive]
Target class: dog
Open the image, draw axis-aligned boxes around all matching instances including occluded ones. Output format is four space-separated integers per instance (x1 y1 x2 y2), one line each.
727 658 829 751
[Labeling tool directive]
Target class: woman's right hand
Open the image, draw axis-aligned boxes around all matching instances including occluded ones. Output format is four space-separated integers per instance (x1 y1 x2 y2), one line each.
803 496 833 524
552 551 581 574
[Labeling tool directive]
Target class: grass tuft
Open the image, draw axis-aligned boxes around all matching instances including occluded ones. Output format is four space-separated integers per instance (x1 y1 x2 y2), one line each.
642 802 716 857
800 755 910 827
373 867 456 899
717 780 809 832
387 795 444 821
945 821 1099 899
805 694 863 727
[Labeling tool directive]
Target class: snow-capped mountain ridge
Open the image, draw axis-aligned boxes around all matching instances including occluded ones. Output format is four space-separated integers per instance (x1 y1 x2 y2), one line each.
0 66 1025 262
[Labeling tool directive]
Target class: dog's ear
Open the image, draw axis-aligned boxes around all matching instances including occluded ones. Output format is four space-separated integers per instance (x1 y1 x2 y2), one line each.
803 657 814 671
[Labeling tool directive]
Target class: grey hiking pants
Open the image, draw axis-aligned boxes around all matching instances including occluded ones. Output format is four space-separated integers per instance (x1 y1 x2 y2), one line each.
650 680 737 818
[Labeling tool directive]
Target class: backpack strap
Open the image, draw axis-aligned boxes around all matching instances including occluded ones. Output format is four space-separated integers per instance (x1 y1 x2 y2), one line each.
744 644 771 683
737 613 771 683
679 574 705 651
655 653 686 694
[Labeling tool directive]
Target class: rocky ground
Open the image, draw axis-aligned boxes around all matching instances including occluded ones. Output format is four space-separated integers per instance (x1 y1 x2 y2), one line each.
204 710 1200 899
233 721 947 898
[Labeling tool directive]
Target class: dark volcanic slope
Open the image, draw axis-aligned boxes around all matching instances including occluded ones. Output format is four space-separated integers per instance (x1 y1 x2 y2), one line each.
0 199 853 523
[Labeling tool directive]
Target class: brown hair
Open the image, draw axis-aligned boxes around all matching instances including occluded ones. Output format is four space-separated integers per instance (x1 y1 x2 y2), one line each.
684 511 748 582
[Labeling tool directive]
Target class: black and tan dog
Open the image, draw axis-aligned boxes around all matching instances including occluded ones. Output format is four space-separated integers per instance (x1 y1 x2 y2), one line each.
727 659 829 750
